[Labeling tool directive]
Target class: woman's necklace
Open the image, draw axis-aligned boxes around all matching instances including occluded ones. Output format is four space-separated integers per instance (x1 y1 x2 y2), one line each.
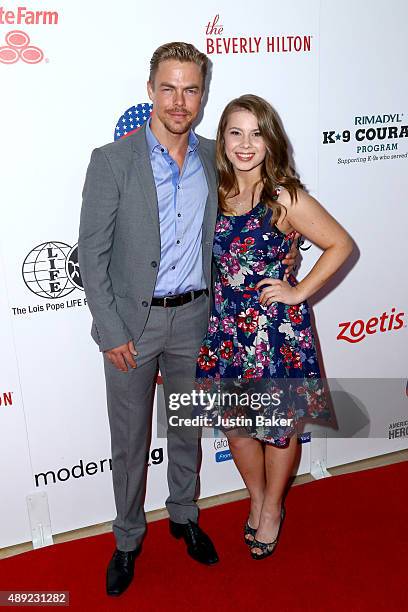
227 192 259 216
228 200 254 216
226 182 263 216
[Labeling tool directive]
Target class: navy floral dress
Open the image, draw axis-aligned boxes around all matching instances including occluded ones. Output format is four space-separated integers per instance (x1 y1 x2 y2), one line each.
195 191 335 447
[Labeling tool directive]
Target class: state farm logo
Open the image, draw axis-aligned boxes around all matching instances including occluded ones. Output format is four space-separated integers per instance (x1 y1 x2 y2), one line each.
337 308 405 344
0 6 59 64
0 30 43 63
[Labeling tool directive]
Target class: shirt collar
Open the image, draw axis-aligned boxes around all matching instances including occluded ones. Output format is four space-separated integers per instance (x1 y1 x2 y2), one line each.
145 118 199 155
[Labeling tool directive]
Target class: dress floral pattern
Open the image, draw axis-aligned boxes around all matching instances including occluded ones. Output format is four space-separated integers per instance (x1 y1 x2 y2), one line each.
195 193 334 447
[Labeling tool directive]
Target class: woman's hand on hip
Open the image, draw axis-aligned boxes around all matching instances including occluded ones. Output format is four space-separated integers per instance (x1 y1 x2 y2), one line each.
255 278 304 306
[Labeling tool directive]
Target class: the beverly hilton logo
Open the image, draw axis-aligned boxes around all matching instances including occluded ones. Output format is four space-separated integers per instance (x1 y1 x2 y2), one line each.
0 6 59 64
204 14 313 55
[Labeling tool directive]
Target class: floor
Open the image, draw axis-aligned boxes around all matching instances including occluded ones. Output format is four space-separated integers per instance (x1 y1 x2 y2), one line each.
1 448 407 560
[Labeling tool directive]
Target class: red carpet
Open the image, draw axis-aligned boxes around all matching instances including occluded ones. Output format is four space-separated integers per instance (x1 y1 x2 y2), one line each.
1 462 407 611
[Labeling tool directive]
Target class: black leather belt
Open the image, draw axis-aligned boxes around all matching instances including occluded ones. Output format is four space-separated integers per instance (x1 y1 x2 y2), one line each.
151 289 208 307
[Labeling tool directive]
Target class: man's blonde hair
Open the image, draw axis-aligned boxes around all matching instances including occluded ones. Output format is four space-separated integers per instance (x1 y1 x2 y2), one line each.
149 42 208 89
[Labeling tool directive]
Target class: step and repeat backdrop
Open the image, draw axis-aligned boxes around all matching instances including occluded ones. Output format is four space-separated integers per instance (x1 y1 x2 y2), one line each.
1 0 407 547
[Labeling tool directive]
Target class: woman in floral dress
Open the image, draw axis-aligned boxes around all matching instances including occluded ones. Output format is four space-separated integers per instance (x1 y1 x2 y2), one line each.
195 94 353 559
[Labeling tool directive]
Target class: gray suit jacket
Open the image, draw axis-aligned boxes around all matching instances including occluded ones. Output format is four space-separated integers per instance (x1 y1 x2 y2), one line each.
78 123 218 352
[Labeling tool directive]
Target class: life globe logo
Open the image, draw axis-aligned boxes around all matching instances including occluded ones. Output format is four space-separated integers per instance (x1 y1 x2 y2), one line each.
22 241 83 299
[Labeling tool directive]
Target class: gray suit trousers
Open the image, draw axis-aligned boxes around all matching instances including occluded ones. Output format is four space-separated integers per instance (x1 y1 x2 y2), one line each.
103 292 209 552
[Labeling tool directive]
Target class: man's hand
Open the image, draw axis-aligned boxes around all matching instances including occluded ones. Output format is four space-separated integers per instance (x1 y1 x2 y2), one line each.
105 340 138 372
282 232 301 279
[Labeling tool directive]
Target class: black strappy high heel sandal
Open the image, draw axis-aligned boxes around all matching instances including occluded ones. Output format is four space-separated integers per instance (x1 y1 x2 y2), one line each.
244 521 257 546
250 506 286 560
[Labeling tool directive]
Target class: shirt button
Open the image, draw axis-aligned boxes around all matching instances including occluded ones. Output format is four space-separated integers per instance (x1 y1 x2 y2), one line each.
151 261 157 268
171 266 175 270
177 185 180 190
160 148 164 153
142 300 148 307
177 213 181 217
176 240 180 244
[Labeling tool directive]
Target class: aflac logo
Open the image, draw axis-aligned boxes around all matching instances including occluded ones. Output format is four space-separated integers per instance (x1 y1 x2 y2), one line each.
0 30 43 63
337 308 405 344
214 437 232 463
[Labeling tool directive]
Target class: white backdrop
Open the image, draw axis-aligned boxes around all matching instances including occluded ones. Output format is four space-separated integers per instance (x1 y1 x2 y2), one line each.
1 0 407 548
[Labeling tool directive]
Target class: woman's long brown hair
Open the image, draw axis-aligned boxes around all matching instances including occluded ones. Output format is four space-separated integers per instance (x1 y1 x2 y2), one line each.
216 94 303 223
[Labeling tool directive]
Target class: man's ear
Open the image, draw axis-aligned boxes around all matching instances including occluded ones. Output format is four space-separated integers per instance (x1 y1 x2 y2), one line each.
147 80 154 101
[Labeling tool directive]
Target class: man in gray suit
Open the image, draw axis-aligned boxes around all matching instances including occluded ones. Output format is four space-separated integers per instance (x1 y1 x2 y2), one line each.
79 41 296 596
79 42 219 596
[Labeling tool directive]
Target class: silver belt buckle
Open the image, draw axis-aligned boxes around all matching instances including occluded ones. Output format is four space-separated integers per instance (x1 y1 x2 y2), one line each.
163 296 168 307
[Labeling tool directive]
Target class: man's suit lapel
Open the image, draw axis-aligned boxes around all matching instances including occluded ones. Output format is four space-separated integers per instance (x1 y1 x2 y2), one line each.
131 124 160 239
197 142 218 248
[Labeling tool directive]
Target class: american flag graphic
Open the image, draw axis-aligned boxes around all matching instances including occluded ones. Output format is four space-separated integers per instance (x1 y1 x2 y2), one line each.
114 103 153 141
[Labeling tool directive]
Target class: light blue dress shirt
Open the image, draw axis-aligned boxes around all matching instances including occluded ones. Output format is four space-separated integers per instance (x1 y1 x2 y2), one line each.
145 119 208 297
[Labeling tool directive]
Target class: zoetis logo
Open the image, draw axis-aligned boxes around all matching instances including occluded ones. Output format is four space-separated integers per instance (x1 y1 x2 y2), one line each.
204 14 313 56
0 6 59 64
337 308 405 344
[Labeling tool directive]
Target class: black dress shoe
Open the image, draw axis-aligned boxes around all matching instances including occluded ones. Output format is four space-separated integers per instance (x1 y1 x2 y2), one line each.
169 519 219 565
106 547 141 596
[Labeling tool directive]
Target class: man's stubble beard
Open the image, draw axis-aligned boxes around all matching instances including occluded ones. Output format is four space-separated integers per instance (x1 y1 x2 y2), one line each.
162 118 194 135
161 109 196 135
